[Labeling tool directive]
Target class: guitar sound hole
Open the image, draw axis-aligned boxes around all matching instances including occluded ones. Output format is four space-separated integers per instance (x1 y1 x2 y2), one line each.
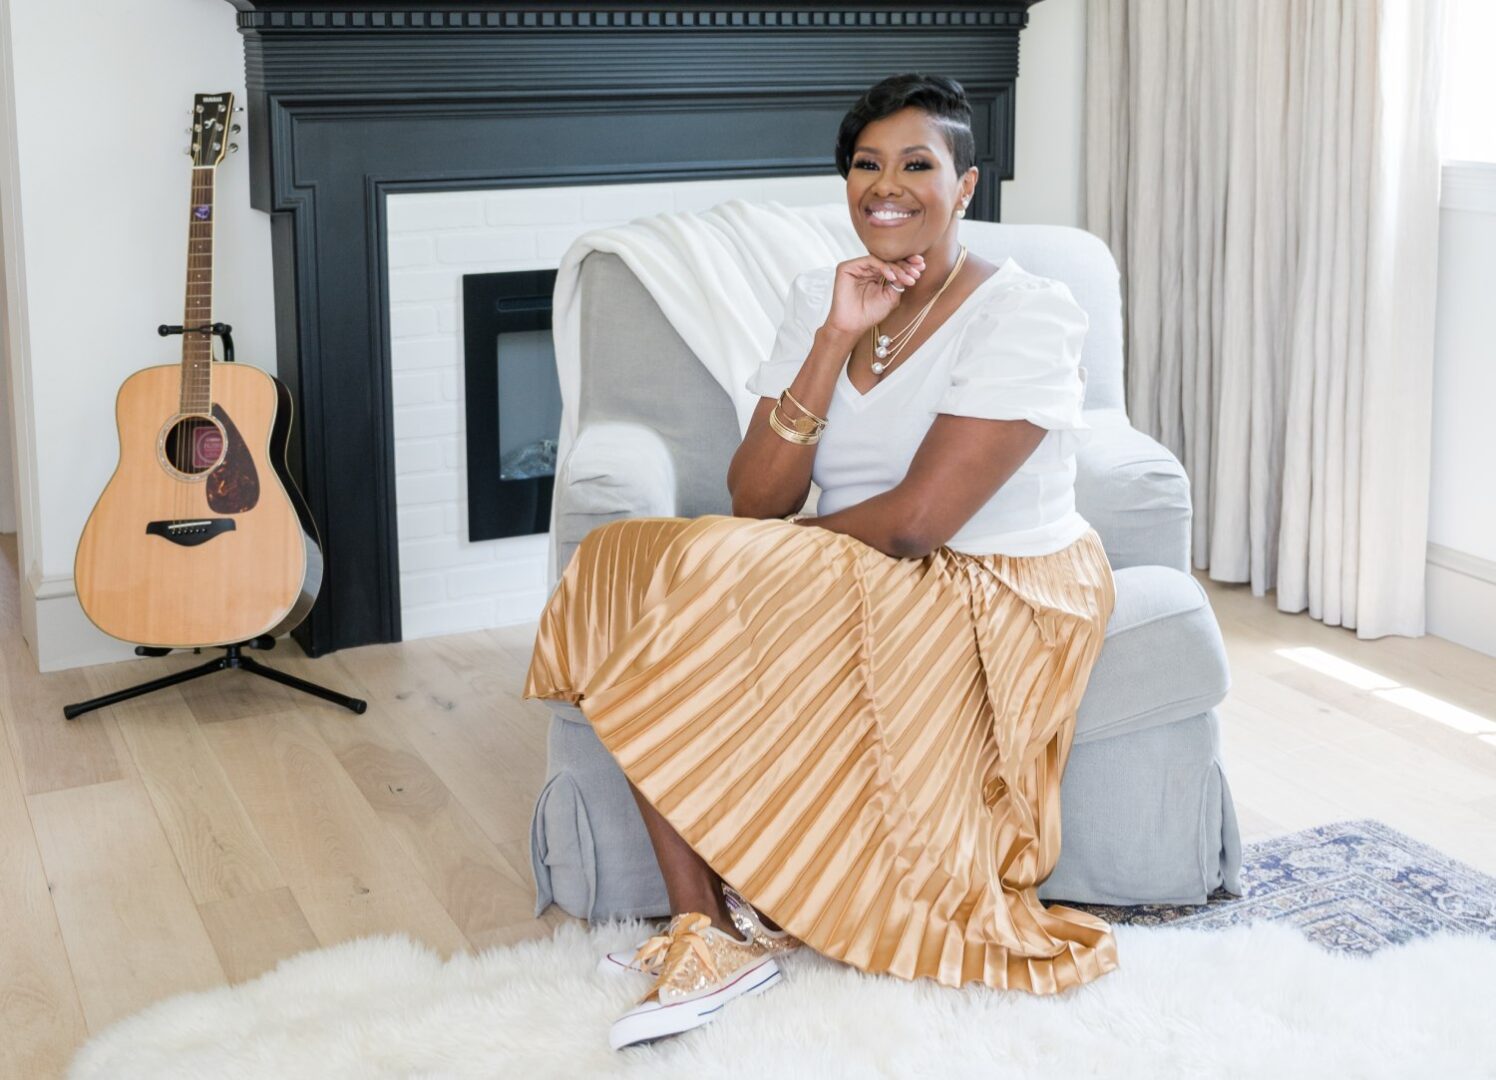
162 415 225 475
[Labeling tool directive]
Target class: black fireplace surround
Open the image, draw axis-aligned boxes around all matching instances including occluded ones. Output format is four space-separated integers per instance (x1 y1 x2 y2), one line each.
226 0 1043 655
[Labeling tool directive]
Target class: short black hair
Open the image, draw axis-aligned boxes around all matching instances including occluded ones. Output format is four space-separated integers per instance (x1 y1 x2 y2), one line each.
834 73 977 180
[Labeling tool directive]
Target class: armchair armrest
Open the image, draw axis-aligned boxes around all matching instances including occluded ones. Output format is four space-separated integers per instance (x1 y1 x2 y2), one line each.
554 422 678 577
1074 408 1192 573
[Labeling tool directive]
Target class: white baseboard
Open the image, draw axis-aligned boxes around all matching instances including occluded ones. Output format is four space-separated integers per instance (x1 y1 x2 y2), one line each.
1426 543 1496 659
24 545 1494 670
23 565 138 672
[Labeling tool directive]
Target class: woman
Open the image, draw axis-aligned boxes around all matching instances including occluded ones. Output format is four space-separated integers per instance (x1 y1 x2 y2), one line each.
523 72 1119 1051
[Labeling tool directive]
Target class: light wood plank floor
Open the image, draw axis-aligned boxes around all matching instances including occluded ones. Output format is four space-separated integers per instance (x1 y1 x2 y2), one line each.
2 531 1493 1077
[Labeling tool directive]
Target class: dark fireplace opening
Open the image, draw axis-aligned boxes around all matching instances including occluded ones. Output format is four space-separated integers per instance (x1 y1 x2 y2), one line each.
462 268 561 543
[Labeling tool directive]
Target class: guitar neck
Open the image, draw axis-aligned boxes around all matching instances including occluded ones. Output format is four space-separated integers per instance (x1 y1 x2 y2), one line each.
180 165 216 416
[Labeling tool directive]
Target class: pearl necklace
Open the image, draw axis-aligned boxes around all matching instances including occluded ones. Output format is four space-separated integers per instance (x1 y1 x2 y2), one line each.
869 244 970 375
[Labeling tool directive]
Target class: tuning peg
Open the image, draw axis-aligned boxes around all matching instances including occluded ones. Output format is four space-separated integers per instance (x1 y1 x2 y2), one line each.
230 124 242 134
234 106 244 113
230 144 240 154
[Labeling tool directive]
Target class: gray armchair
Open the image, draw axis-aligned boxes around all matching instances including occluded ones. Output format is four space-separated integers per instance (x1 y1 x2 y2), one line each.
530 220 1243 921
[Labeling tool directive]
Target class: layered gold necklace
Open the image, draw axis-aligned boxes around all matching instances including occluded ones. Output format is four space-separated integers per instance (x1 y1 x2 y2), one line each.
869 244 970 376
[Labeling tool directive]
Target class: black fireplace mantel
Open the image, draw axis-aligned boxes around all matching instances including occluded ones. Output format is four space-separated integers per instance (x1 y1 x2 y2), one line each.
226 0 1044 656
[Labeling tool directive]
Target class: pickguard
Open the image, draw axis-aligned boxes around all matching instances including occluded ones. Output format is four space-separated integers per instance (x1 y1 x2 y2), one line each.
206 403 259 513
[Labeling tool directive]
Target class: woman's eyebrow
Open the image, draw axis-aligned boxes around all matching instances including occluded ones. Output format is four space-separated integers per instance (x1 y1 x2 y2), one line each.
853 144 933 155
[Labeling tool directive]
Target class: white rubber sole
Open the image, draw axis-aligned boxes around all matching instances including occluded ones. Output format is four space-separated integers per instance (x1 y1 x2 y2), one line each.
608 955 783 1050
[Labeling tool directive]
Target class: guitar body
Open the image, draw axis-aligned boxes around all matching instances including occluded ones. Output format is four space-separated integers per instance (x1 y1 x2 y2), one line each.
75 361 322 648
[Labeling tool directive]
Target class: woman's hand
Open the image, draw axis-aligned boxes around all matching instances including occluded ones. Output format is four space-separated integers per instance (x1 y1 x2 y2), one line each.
824 254 925 338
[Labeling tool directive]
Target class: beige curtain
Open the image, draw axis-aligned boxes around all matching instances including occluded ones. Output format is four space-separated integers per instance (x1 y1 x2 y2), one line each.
1085 0 1446 638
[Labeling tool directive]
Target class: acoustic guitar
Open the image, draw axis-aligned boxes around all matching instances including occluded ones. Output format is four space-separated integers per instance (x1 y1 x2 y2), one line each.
75 92 322 648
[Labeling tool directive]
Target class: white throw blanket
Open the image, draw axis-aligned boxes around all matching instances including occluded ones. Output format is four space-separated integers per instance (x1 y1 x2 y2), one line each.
545 198 865 586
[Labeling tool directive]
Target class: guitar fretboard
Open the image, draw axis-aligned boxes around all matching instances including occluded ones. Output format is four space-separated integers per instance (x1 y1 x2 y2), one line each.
180 167 216 415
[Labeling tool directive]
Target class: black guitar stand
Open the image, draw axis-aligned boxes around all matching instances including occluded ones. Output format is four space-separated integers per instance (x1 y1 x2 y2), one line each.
63 637 367 720
62 318 367 721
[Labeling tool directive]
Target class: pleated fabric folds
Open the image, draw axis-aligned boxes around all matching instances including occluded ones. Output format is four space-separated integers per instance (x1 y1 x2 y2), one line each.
522 514 1119 996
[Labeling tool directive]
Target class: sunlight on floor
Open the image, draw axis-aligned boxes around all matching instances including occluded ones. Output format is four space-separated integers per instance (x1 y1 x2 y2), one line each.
1276 646 1496 742
1275 646 1397 691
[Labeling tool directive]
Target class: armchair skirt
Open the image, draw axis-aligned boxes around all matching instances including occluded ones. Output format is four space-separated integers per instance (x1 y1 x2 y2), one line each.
522 512 1120 996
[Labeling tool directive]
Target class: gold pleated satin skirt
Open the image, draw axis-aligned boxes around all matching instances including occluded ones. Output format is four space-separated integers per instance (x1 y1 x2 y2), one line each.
522 513 1120 996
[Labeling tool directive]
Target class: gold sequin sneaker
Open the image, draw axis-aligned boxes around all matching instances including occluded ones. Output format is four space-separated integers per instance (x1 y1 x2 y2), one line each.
721 881 802 958
608 912 783 1050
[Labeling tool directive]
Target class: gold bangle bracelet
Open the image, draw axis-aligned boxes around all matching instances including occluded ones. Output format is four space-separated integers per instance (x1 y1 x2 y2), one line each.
769 409 818 444
774 409 820 436
780 387 827 428
774 393 823 435
770 399 822 439
769 405 820 444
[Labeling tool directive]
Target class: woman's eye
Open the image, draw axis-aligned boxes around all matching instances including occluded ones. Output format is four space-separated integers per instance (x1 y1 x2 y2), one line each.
855 158 931 171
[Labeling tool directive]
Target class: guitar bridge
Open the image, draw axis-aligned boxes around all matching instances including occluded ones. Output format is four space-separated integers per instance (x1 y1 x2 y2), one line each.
145 519 236 546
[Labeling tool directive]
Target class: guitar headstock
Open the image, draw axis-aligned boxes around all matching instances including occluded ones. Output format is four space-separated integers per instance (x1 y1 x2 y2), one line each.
187 92 242 168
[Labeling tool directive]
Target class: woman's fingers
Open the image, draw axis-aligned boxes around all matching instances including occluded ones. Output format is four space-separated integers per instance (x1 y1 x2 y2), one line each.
892 256 924 285
858 254 924 285
873 260 921 287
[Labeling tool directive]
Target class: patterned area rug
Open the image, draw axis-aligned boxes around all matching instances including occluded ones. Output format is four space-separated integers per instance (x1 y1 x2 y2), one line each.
1066 817 1496 952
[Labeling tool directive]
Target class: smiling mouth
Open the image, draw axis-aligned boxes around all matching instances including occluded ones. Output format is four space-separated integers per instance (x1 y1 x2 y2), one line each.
867 208 919 226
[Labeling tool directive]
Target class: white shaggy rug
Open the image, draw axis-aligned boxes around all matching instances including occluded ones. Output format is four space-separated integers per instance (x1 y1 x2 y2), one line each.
68 917 1496 1079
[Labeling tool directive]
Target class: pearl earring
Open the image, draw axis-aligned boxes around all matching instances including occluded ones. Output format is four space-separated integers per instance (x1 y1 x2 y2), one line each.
956 200 968 219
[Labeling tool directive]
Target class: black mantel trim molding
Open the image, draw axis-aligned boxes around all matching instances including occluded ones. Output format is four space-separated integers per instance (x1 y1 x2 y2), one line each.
231 7 1030 29
226 0 1043 656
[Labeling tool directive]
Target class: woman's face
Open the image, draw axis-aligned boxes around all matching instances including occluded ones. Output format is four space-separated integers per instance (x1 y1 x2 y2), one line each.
845 106 975 260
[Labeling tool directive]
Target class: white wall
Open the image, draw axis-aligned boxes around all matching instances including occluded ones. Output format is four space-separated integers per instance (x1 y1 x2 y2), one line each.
1002 0 1088 227
0 0 276 669
0 0 40 616
1425 167 1496 657
0 204 15 535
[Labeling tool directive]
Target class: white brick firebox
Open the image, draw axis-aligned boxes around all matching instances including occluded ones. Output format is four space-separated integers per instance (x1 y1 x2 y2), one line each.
386 175 845 640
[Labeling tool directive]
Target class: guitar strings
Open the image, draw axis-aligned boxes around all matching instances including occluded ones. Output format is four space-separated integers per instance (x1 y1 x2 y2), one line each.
172 102 224 521
181 136 211 518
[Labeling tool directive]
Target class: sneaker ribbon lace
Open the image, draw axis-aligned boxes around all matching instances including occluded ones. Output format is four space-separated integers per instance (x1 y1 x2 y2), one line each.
632 912 722 1004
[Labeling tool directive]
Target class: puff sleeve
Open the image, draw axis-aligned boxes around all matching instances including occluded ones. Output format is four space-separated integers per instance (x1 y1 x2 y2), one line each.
744 268 833 400
937 278 1093 456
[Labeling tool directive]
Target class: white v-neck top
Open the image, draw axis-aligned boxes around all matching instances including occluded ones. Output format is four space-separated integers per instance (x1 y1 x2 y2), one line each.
744 257 1094 557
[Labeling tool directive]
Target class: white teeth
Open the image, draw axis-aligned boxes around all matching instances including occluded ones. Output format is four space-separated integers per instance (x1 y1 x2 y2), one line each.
870 209 915 221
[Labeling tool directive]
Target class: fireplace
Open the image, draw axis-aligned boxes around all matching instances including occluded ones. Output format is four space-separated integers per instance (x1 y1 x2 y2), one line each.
461 267 560 544
227 0 1043 654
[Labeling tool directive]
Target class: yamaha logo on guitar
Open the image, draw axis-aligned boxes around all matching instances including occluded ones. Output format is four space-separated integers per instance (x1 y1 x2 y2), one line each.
74 92 324 650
